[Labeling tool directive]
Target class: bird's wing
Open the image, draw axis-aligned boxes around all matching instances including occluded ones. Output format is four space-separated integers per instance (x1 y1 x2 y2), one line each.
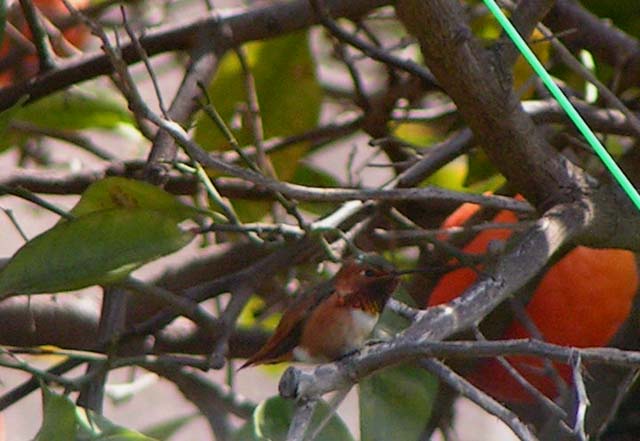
239 279 335 368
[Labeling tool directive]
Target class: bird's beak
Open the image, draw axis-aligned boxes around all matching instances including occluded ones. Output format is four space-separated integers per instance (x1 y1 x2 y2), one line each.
393 268 444 276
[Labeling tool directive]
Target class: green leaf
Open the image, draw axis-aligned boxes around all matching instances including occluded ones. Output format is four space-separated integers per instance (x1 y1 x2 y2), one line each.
391 121 440 147
14 87 134 131
34 386 158 441
141 414 198 441
195 31 321 163
463 149 506 192
232 420 257 441
464 149 497 187
237 295 281 330
34 386 78 441
76 404 158 441
0 95 28 150
581 0 640 37
425 156 468 192
376 289 415 336
0 208 195 296
70 177 204 221
252 396 354 441
359 364 438 441
194 31 321 221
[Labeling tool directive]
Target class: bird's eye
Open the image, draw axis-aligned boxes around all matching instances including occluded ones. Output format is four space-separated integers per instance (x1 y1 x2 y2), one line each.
364 269 377 277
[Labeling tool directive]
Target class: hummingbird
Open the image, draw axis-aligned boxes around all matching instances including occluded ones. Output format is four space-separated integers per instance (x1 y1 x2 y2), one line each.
239 256 401 368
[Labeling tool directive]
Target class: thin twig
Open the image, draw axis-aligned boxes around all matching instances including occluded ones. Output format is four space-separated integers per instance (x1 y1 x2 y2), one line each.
570 352 589 440
0 165 535 211
4 22 37 54
308 387 352 441
121 277 219 334
536 23 640 138
0 358 84 411
10 121 115 160
235 46 274 177
0 350 79 389
121 7 168 118
209 283 255 369
397 128 474 188
509 297 568 398
199 221 305 238
420 339 640 369
421 359 538 441
18 0 57 72
310 0 439 89
37 10 83 57
332 38 369 109
373 220 531 242
0 184 73 220
197 87 308 228
77 285 126 412
473 327 568 421
2 209 29 242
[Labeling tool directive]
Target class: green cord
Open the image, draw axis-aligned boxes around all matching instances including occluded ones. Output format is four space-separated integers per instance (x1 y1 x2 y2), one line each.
482 0 640 211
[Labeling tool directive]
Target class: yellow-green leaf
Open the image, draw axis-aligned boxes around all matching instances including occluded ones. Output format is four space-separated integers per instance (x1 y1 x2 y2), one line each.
34 386 78 441
70 177 204 221
34 385 159 441
195 31 320 162
194 31 321 221
0 95 28 152
77 410 159 440
15 87 134 131
141 414 198 441
241 396 354 441
0 208 195 296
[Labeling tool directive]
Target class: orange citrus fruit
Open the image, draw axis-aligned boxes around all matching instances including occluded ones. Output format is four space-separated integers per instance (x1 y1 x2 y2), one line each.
0 0 89 86
428 199 638 402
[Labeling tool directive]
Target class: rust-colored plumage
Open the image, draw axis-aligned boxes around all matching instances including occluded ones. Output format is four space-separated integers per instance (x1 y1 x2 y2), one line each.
239 257 400 369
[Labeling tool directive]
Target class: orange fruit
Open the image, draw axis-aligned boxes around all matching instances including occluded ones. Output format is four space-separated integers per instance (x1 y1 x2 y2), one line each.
0 0 89 86
428 199 638 402
33 0 90 49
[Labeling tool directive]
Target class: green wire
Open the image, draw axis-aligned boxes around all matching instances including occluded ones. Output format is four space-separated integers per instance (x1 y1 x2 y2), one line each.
482 0 640 211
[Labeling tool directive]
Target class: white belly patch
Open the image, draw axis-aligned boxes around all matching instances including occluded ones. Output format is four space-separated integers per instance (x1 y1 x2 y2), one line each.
350 309 378 344
293 346 325 363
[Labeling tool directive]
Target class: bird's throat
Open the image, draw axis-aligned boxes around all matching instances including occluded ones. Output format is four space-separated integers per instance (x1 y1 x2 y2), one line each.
342 291 385 314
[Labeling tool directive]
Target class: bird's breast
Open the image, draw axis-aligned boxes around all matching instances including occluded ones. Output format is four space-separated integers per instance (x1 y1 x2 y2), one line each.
295 298 380 363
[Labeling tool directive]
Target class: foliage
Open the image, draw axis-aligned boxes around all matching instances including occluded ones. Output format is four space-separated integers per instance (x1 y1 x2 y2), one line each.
233 397 354 441
0 0 638 440
35 386 158 441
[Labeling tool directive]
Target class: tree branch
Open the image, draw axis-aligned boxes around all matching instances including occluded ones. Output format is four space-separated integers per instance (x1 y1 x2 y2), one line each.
395 0 590 209
0 0 392 112
279 202 587 397
544 0 640 92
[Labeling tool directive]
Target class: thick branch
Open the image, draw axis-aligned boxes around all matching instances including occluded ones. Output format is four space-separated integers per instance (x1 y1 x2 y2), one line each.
0 296 100 350
144 45 223 184
279 202 588 398
395 0 640 251
395 0 592 210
